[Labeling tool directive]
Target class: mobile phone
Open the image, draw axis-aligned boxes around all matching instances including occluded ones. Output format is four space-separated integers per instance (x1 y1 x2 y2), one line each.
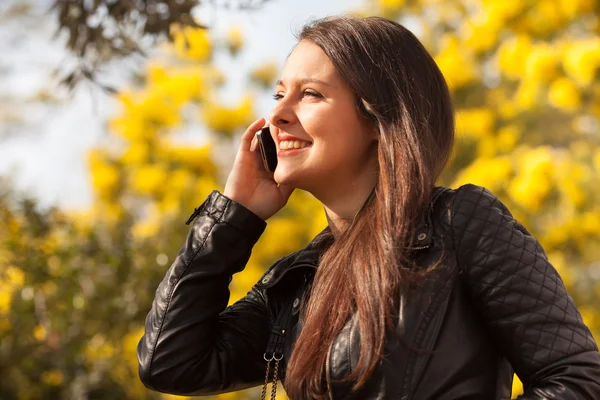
256 127 278 172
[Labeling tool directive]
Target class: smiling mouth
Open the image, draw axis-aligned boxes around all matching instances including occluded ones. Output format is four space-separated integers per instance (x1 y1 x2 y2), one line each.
278 140 312 150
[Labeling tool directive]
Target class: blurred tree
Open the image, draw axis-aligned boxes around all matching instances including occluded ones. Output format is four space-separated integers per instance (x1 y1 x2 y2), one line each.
2 1 599 400
1 16 320 399
51 0 274 90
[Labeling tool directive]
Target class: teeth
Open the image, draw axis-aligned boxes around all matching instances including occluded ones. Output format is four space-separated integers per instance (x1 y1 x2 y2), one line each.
280 140 311 150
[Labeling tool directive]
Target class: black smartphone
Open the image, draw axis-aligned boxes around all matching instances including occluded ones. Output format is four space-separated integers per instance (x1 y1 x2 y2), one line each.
256 127 278 172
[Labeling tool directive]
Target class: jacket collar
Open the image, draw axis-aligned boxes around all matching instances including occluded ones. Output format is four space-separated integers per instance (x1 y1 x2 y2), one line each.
256 186 449 289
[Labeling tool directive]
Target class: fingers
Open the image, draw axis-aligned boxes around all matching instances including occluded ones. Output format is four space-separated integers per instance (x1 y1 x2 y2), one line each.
240 118 266 151
250 134 258 152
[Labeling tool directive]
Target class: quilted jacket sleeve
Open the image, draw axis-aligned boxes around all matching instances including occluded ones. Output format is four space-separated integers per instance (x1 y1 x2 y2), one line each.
451 184 600 400
137 190 271 396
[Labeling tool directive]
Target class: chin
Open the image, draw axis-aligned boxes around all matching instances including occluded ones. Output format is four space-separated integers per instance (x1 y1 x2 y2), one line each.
274 166 308 190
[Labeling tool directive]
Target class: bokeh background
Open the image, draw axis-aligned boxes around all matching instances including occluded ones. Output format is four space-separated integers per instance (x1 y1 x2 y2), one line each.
1 0 599 399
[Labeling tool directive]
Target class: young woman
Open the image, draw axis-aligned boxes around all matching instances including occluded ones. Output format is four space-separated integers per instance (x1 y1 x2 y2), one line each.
137 16 600 399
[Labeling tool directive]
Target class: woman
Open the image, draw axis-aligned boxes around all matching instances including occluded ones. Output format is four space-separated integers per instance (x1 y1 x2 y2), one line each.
137 16 600 399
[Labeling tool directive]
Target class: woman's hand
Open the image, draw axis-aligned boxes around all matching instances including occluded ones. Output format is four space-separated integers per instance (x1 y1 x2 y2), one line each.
224 118 294 221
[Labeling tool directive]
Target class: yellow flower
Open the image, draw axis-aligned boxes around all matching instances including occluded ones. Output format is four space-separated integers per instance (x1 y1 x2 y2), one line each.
498 35 532 79
168 145 216 175
0 291 11 314
250 62 279 89
41 369 64 387
4 266 25 287
514 80 539 110
88 151 120 198
525 44 559 83
483 0 525 21
435 36 478 90
226 26 244 55
594 150 600 173
202 96 255 136
508 172 550 212
581 212 600 235
562 38 600 85
167 168 192 194
558 0 597 19
548 252 573 288
456 108 495 139
33 325 47 341
132 220 160 241
496 125 521 153
509 148 555 212
477 136 497 158
147 63 169 85
518 147 554 176
452 157 513 192
120 141 150 166
377 0 406 17
461 10 502 54
131 164 168 196
173 26 212 62
548 78 582 111
525 0 568 36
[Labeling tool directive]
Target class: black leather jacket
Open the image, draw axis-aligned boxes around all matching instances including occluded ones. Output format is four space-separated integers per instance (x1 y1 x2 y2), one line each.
137 184 600 399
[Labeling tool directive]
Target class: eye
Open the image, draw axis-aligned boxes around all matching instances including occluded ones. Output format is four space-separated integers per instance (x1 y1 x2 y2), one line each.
272 93 283 101
303 90 323 98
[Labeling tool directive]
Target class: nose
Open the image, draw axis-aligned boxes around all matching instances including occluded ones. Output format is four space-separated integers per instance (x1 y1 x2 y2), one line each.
268 97 297 130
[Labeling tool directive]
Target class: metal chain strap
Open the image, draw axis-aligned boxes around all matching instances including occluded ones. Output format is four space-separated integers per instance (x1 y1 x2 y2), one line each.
261 352 283 400
270 357 280 400
260 355 272 400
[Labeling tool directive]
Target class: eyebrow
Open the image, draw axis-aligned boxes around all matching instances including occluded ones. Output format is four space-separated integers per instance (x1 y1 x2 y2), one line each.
276 78 335 88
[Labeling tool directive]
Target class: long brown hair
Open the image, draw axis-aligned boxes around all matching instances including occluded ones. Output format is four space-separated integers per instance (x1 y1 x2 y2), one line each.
284 16 455 399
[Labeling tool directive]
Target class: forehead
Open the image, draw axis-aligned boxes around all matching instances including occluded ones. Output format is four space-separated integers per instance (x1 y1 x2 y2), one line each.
281 40 339 83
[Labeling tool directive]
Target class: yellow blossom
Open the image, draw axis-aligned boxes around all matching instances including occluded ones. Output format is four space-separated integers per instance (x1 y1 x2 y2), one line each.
524 0 568 36
168 145 216 175
525 44 559 83
477 136 497 158
594 150 600 173
514 80 539 110
377 0 406 17
88 151 120 198
226 27 244 54
456 108 495 139
435 36 478 89
461 10 502 54
548 78 582 111
202 96 255 136
131 164 168 196
120 141 150 166
452 157 512 192
147 63 169 86
41 369 64 386
558 0 598 20
495 125 520 153
497 35 532 79
508 172 551 212
518 147 554 176
33 325 47 341
562 38 600 85
173 26 212 62
250 62 279 89
132 220 160 241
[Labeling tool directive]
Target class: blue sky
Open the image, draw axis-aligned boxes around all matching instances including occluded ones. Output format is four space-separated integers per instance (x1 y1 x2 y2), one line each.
0 0 366 210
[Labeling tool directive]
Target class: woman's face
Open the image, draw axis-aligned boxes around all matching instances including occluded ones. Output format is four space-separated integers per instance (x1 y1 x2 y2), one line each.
269 40 378 194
